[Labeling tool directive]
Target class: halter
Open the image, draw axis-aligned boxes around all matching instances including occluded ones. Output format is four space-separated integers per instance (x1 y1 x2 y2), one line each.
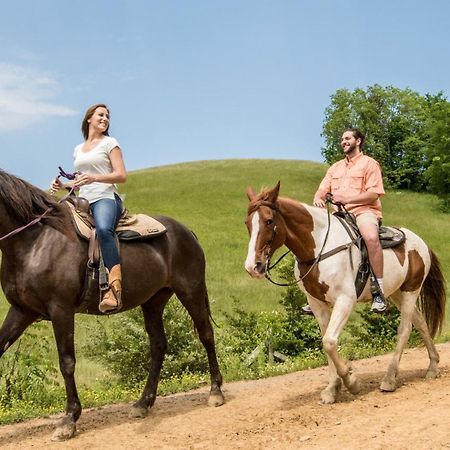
0 167 78 242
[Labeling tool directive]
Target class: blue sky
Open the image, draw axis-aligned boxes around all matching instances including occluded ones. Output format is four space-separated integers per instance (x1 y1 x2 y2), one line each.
1 0 449 188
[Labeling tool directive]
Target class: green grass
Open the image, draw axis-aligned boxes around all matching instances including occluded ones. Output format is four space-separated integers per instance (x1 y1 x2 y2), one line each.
1 159 449 394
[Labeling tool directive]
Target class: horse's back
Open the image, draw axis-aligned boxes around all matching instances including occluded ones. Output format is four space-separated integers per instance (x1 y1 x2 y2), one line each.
119 215 205 278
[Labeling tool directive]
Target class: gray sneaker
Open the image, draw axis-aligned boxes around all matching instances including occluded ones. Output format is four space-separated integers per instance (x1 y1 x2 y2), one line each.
302 304 314 315
371 293 388 313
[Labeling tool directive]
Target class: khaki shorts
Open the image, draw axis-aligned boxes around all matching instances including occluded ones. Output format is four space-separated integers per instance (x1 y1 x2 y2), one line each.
356 212 380 228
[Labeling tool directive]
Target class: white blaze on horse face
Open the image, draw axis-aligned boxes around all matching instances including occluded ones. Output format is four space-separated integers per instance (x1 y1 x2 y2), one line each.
245 211 261 276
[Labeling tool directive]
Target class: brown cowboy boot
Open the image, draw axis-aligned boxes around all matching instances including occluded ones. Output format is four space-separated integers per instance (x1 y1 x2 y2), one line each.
99 264 122 313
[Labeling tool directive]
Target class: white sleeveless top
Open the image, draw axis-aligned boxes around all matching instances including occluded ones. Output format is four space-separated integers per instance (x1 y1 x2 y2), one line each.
73 136 121 203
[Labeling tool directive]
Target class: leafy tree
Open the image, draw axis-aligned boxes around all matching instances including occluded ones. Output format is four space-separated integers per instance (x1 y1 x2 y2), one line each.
322 85 433 191
424 93 450 211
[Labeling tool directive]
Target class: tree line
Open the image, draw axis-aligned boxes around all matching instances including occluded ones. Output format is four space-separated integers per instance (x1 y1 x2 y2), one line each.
321 85 449 211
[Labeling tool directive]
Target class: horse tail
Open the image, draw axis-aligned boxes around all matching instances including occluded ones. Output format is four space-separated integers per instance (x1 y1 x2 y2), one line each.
205 288 220 328
188 228 219 327
419 249 447 338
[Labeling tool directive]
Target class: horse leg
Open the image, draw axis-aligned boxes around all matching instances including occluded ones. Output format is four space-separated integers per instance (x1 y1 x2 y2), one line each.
412 309 440 379
380 291 417 392
391 292 440 380
176 287 224 407
307 298 343 404
321 354 343 404
48 307 81 441
0 305 39 357
320 296 360 399
129 289 172 418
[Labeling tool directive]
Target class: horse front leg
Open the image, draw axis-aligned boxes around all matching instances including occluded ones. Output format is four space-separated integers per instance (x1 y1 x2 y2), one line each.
308 298 343 404
0 305 39 357
48 306 81 441
321 296 360 400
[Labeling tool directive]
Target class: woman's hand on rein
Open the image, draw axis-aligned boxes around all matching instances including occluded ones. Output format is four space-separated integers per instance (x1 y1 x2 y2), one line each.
50 177 63 194
73 173 95 187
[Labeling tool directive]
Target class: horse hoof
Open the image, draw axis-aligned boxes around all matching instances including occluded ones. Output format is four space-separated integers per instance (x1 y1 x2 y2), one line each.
320 390 337 404
425 368 439 379
129 405 148 419
380 380 396 392
208 391 225 407
347 378 361 395
51 423 76 441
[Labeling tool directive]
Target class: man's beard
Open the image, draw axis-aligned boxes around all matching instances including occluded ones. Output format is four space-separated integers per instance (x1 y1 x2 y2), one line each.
343 142 357 154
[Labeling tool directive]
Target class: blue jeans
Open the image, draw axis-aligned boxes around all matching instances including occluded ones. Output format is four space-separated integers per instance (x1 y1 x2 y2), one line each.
90 194 123 270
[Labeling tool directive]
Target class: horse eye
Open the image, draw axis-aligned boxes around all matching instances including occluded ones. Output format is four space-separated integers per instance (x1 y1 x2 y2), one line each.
266 219 273 226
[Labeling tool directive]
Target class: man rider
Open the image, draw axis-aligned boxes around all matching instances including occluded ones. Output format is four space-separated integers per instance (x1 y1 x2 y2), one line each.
303 128 388 314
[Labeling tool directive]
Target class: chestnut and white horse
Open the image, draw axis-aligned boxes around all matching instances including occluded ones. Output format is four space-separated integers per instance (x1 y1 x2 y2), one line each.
244 182 446 404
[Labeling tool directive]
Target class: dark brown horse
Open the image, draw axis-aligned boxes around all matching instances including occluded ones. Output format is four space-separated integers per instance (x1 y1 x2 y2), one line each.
0 170 224 440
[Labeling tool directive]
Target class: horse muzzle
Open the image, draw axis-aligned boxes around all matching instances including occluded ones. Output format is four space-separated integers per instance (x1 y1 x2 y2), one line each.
245 261 267 279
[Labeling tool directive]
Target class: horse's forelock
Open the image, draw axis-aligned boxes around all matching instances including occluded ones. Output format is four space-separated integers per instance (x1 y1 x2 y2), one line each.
247 187 275 214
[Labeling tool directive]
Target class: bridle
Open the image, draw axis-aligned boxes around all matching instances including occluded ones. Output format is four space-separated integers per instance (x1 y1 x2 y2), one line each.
0 167 78 242
249 197 354 287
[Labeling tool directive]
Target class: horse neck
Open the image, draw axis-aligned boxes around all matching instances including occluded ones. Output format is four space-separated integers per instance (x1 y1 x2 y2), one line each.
0 216 40 257
0 202 74 256
278 199 336 261
0 205 23 250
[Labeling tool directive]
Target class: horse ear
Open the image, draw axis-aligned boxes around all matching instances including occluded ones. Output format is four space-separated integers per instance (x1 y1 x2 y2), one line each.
267 181 280 203
247 186 256 201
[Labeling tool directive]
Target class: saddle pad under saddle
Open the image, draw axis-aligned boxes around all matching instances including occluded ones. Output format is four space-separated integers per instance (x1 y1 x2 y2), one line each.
66 201 167 241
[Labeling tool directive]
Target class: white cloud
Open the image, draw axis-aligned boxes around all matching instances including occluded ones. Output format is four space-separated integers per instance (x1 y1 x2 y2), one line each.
0 63 77 132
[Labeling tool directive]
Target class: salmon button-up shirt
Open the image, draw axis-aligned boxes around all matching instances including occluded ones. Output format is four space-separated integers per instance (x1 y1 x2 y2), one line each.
314 152 385 218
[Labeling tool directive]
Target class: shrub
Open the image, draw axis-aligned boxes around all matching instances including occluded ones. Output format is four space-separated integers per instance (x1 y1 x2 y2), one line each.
345 304 421 353
84 297 207 386
0 323 62 408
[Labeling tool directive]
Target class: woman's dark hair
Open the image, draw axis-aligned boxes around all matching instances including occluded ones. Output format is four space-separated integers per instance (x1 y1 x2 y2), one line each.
81 103 110 140
345 127 365 148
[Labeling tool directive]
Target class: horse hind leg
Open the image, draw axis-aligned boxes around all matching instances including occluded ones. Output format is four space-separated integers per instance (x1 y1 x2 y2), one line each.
129 288 173 419
415 315 440 379
411 306 440 379
176 286 224 407
380 292 417 392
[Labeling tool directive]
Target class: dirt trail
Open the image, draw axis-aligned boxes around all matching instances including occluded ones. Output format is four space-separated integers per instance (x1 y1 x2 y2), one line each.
1 343 450 449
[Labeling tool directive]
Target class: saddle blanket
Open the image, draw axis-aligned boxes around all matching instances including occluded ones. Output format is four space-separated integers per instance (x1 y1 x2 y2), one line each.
66 201 167 241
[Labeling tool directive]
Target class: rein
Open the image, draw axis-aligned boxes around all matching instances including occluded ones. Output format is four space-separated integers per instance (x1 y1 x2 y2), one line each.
263 197 357 287
0 167 78 242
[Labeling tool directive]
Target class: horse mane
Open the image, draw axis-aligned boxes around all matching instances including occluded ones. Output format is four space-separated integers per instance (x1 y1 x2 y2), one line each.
0 169 67 232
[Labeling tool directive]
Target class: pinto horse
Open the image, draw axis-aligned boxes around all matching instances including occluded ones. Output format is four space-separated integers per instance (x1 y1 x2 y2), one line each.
245 182 446 404
0 170 224 440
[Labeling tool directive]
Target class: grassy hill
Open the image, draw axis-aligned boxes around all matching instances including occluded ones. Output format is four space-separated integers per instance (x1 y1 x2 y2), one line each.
1 158 449 319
